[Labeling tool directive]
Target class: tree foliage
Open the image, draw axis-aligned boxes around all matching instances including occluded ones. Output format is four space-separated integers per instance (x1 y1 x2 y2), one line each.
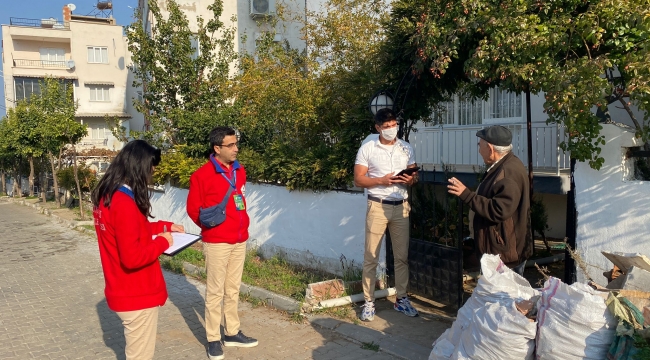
230 0 392 190
389 0 650 169
127 0 237 157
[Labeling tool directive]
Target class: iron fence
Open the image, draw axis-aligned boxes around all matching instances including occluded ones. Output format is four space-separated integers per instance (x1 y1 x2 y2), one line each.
13 59 68 68
385 173 469 308
9 17 70 30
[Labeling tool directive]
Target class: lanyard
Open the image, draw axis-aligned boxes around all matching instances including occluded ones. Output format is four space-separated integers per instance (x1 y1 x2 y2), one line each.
220 170 237 190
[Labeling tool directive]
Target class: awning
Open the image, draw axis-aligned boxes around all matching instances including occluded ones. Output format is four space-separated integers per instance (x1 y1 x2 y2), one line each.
76 112 132 119
84 81 115 86
13 73 78 79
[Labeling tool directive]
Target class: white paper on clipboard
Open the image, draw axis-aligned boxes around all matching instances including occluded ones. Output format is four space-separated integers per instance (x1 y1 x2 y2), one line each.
153 233 202 256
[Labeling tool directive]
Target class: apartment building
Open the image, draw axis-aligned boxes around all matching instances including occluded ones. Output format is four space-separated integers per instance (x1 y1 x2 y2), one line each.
1 5 139 151
137 0 313 61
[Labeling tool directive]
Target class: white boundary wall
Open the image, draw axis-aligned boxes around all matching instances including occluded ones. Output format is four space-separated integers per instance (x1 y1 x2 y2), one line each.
575 124 650 282
150 183 384 276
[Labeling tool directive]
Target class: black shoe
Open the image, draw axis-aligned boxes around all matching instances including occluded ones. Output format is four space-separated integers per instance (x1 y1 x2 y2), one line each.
223 331 259 348
207 341 224 360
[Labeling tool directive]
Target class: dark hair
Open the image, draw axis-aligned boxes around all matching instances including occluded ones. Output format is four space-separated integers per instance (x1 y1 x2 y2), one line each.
209 126 237 153
91 140 161 217
374 108 397 126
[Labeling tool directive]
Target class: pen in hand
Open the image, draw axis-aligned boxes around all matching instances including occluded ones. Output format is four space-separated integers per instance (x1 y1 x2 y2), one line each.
159 225 173 246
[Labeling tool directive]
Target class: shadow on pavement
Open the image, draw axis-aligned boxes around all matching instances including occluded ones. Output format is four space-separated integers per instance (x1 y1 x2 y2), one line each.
96 299 126 360
309 295 453 360
165 271 208 348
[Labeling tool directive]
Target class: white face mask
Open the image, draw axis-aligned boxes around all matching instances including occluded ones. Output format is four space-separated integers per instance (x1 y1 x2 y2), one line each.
381 127 398 141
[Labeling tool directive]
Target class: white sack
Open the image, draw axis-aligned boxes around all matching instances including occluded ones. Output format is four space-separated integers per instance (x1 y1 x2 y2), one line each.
451 300 536 360
429 254 538 360
536 276 617 360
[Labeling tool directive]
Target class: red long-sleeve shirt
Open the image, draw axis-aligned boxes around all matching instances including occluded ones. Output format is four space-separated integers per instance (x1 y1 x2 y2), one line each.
186 156 250 244
94 190 172 312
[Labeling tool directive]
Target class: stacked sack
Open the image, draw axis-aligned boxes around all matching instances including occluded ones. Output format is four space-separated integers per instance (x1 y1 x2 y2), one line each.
536 276 617 359
429 255 618 360
429 255 538 360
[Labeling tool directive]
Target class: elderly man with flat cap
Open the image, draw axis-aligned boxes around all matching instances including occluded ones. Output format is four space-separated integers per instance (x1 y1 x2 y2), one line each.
447 125 533 275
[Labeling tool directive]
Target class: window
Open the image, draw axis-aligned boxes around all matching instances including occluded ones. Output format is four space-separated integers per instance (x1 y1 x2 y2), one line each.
14 77 42 101
488 88 522 119
430 101 454 126
458 97 483 125
90 124 112 139
89 86 110 101
14 77 71 102
190 35 200 59
87 46 108 64
39 48 65 66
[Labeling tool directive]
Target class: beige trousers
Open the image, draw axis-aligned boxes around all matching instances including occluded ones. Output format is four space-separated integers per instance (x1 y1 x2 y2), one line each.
204 241 246 342
363 200 410 302
115 306 160 360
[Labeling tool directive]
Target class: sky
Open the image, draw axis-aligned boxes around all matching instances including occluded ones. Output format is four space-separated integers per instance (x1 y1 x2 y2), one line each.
0 0 139 116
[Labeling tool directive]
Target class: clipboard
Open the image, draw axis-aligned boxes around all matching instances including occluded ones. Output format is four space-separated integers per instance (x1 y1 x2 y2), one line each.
155 233 202 256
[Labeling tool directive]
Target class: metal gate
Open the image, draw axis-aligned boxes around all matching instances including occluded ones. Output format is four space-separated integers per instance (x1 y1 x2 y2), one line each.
385 173 469 308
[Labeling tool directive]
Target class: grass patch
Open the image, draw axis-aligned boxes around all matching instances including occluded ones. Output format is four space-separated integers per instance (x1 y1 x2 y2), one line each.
160 256 185 275
312 304 358 322
25 196 39 199
242 249 332 302
361 341 380 352
81 225 95 231
239 292 267 308
71 205 94 221
174 247 205 268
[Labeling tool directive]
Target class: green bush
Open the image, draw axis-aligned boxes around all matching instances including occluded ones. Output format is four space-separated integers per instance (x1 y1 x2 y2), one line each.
57 164 98 194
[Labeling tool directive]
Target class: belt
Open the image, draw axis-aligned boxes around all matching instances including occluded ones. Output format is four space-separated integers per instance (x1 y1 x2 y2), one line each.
368 196 406 206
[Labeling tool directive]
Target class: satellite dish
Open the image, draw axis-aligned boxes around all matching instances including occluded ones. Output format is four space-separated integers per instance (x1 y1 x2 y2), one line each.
67 3 76 12
67 60 76 69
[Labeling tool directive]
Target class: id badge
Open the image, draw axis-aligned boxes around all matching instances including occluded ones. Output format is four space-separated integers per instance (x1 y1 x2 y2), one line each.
233 194 245 211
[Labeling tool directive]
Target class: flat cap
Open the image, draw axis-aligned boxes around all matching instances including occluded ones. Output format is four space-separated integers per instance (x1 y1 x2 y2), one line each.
476 125 512 146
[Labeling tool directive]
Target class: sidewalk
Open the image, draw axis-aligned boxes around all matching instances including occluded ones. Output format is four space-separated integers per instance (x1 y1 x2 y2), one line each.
0 197 453 359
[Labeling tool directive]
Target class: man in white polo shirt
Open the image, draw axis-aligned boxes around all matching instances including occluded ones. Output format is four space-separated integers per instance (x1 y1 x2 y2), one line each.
354 108 418 322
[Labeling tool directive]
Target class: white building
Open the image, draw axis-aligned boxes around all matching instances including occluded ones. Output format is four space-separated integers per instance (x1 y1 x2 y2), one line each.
1 5 138 152
137 0 309 56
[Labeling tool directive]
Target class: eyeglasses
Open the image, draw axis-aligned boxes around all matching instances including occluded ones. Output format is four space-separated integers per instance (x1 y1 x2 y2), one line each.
217 142 239 149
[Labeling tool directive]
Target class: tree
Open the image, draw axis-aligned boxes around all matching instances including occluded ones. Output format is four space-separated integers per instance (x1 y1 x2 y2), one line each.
34 78 86 210
389 0 650 170
3 99 44 197
126 0 237 157
224 0 396 190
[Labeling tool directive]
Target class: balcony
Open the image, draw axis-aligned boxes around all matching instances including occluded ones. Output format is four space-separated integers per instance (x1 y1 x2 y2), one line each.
8 18 71 43
410 122 570 176
9 17 69 30
13 59 69 69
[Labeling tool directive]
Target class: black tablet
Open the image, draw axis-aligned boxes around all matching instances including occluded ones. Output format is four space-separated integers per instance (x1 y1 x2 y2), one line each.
393 166 420 177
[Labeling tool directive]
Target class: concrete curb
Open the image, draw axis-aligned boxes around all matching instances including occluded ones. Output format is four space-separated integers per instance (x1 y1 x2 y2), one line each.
0 197 96 236
310 317 431 360
181 262 302 313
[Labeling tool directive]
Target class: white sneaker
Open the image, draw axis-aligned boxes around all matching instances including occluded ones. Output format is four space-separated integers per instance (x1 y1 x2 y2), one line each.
360 301 375 321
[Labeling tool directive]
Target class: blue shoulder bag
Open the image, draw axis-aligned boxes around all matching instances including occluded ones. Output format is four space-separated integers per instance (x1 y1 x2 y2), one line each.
198 172 236 228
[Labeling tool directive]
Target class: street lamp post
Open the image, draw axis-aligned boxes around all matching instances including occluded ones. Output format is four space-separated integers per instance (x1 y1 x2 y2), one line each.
368 90 394 117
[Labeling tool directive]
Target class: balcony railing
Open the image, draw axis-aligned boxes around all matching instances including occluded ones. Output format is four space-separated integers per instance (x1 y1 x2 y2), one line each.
410 122 570 175
9 17 70 30
13 59 68 68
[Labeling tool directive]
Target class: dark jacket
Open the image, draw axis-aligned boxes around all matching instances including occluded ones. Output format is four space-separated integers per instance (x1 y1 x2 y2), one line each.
459 152 533 265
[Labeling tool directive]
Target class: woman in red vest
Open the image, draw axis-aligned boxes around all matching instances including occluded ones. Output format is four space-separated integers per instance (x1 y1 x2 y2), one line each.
91 140 183 360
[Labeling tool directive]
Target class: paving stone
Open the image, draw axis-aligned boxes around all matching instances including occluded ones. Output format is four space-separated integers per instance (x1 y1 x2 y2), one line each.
0 203 400 360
